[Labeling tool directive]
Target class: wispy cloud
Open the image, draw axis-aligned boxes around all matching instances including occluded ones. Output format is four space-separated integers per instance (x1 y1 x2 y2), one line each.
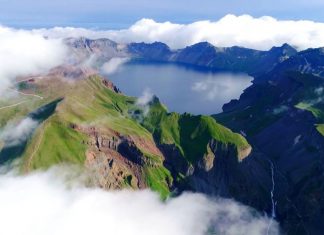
0 26 67 95
136 88 154 116
0 166 279 235
101 57 130 75
0 117 38 147
34 15 324 50
191 75 252 101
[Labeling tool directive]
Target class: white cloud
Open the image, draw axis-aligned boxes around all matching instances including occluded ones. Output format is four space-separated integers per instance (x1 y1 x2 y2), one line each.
272 105 289 115
136 88 154 116
0 26 67 95
0 166 279 235
191 74 252 101
101 57 130 75
0 117 38 147
35 15 324 50
136 88 154 106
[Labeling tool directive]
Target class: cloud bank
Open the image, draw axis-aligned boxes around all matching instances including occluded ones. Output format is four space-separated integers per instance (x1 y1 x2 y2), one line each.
0 166 279 235
35 14 324 50
0 26 66 95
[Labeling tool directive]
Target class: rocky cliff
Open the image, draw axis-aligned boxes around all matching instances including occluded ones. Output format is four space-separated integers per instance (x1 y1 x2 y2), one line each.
215 50 324 234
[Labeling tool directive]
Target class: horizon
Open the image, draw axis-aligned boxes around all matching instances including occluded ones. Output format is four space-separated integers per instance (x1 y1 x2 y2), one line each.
4 14 324 51
1 0 324 29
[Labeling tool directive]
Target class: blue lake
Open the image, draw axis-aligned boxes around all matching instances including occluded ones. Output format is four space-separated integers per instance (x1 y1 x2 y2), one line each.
108 61 253 115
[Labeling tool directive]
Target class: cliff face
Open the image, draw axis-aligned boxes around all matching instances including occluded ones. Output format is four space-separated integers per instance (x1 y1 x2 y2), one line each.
73 124 161 190
127 41 297 76
215 50 324 234
137 98 262 204
64 37 129 64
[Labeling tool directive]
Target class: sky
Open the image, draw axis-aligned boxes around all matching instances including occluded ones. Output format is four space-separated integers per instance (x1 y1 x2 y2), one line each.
1 0 324 28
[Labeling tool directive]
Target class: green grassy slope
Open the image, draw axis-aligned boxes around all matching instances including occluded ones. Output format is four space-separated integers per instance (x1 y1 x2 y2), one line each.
2 75 250 197
216 72 324 138
292 72 324 136
142 98 250 164
21 76 154 166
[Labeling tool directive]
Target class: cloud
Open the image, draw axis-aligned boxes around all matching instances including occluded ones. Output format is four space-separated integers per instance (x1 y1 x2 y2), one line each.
101 57 130 75
0 166 279 235
0 26 67 95
191 75 252 101
34 14 324 50
0 117 39 147
272 105 289 115
136 88 154 106
136 88 154 116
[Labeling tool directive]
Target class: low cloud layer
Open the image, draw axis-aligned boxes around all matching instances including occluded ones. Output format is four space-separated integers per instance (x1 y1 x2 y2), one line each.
0 166 279 235
0 117 38 147
0 26 66 95
35 14 324 50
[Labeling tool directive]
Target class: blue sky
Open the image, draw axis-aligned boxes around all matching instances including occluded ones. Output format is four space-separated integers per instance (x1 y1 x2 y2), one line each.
1 0 324 28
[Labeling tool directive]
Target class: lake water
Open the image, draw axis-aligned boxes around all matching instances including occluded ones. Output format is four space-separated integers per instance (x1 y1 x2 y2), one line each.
107 61 253 115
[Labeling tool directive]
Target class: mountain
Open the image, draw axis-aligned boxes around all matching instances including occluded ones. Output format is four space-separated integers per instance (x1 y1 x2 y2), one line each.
127 41 297 75
2 38 324 234
215 49 324 234
65 37 128 64
64 37 297 76
0 67 250 200
128 42 172 60
123 40 324 234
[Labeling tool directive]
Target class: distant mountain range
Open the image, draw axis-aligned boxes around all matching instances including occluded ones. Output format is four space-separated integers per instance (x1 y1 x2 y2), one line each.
65 37 298 76
2 37 324 234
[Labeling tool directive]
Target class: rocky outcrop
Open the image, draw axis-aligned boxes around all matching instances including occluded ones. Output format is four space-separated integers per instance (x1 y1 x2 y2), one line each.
71 124 166 190
64 37 129 64
102 79 121 93
49 65 97 79
157 137 259 204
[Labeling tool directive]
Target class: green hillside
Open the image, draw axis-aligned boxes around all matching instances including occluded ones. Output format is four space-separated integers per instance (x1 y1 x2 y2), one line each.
1 75 250 198
142 99 250 164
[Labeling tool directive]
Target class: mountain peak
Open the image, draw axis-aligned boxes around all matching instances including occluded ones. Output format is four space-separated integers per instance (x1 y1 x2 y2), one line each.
188 41 215 49
269 43 297 56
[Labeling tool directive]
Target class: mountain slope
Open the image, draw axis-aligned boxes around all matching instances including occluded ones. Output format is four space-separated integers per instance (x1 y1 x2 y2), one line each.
215 50 324 234
0 70 251 200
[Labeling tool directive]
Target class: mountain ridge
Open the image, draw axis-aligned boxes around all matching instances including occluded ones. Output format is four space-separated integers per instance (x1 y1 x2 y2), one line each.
65 37 299 76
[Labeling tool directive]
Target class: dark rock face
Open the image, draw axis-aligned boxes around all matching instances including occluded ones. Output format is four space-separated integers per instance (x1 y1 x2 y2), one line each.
102 79 121 93
215 50 324 234
127 42 172 61
159 144 189 177
127 41 298 76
